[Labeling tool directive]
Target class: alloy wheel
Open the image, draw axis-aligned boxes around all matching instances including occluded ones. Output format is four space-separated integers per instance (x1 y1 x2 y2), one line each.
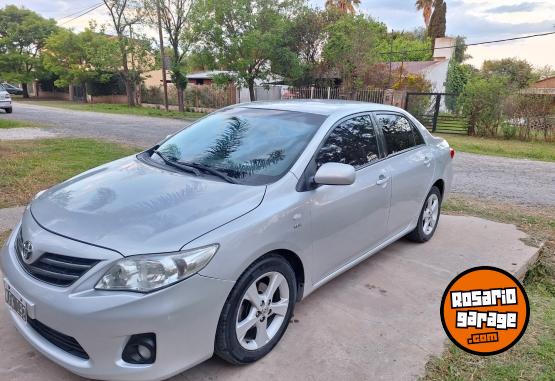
235 271 290 350
422 193 439 235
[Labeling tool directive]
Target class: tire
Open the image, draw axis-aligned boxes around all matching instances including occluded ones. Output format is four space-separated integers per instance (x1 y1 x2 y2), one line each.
215 255 297 365
5 107 12 114
407 186 442 243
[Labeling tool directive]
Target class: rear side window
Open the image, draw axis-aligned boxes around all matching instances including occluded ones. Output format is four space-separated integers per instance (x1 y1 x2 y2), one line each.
376 114 417 155
316 115 380 169
414 125 425 145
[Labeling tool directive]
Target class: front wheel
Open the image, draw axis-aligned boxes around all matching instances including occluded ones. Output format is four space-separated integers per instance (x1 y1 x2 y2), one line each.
215 255 297 364
5 107 12 114
407 186 442 243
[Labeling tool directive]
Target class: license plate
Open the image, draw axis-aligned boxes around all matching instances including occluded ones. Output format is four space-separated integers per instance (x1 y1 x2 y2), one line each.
4 280 27 322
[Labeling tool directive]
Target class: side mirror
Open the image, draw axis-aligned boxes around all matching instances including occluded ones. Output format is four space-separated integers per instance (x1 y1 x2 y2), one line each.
314 162 356 186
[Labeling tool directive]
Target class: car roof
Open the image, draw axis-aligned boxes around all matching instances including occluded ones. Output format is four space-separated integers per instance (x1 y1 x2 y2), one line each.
234 100 404 116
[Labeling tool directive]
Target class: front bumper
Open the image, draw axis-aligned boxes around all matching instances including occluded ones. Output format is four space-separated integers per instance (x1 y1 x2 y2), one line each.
0 220 234 381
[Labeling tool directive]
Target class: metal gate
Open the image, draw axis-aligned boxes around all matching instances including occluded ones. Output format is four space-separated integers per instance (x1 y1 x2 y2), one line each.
405 92 468 135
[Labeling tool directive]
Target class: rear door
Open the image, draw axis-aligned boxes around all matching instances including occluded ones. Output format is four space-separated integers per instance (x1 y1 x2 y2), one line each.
374 112 435 236
307 114 391 283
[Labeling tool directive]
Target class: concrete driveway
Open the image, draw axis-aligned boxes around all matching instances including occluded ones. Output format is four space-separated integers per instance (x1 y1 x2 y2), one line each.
0 215 538 381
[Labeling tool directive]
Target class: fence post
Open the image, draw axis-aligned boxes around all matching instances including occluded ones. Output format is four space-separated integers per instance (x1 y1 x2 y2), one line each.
310 86 314 99
432 94 441 132
327 87 331 99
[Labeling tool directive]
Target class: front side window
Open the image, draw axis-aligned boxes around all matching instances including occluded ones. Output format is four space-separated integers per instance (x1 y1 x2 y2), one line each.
316 115 380 168
154 107 325 185
376 114 417 155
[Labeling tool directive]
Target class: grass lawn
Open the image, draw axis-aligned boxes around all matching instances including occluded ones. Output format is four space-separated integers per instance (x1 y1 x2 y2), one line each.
436 133 555 162
17 100 205 120
0 138 139 209
0 118 38 129
423 195 555 381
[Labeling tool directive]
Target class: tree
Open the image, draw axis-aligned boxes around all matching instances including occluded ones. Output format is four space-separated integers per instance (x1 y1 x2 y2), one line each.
144 0 194 112
325 0 361 15
0 5 57 97
459 74 509 136
415 0 433 28
322 15 382 88
287 8 336 85
427 0 446 48
482 58 535 89
377 29 433 62
533 65 555 81
445 60 474 111
102 0 144 106
42 26 120 101
193 0 302 101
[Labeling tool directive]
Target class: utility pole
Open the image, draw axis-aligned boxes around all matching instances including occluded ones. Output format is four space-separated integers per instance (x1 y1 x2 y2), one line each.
157 0 169 111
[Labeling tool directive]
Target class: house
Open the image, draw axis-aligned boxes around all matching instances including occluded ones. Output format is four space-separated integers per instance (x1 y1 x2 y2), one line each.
389 37 455 93
528 76 555 94
143 70 234 88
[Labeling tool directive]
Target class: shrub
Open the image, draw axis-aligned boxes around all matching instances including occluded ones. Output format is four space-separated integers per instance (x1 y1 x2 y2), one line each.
501 121 517 140
458 74 509 137
503 94 555 141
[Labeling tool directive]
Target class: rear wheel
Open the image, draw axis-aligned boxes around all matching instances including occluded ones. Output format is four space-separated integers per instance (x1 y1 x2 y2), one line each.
215 255 297 364
5 107 12 114
407 186 442 243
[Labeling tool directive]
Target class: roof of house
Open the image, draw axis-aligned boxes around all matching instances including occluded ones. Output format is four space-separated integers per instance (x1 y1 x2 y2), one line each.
187 70 234 80
533 76 555 84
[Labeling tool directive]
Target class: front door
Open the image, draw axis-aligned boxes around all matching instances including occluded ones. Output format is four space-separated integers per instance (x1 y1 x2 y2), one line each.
307 114 391 283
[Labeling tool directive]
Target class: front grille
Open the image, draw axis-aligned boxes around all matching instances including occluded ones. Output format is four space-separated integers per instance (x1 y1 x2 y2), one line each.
28 318 89 359
15 229 100 287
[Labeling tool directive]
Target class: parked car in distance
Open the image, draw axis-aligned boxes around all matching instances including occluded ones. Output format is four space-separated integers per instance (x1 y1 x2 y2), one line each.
2 82 23 96
1 100 454 381
0 84 12 113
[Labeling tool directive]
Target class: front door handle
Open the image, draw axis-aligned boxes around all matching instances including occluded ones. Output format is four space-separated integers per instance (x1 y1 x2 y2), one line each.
376 175 389 186
424 156 432 166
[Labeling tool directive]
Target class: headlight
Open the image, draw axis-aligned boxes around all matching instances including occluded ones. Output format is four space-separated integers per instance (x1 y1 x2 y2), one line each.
95 244 219 293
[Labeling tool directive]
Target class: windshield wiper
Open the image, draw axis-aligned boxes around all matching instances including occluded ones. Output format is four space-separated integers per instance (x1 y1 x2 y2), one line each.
178 161 238 184
152 150 201 176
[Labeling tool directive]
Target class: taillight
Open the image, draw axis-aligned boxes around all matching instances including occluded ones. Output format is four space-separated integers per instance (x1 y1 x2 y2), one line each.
450 148 455 159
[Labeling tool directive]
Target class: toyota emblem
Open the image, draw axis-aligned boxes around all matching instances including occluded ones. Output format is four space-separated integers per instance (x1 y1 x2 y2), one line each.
22 241 33 262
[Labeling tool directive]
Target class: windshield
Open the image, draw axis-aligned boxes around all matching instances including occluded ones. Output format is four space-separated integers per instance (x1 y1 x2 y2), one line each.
0 84 5 91
153 107 326 185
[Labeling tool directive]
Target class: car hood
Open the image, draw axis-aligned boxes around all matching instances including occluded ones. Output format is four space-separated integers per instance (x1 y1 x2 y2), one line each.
30 156 266 256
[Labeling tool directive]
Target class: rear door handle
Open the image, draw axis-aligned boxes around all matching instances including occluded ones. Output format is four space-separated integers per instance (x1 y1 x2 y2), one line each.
424 156 432 166
376 175 389 186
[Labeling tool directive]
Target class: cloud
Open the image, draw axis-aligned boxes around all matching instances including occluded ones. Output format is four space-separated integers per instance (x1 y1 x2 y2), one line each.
486 2 539 13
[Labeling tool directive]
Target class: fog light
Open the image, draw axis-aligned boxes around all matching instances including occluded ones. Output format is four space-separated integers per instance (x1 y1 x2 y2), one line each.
122 333 156 364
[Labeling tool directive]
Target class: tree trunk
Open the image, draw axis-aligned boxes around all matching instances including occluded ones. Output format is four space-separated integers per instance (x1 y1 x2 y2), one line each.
248 80 256 102
121 53 135 107
21 83 29 98
83 82 89 103
177 86 185 112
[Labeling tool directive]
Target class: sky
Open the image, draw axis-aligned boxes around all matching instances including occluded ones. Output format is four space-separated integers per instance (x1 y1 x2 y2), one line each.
1 0 554 68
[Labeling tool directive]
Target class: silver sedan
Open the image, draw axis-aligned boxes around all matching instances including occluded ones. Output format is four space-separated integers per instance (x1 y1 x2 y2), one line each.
1 100 453 381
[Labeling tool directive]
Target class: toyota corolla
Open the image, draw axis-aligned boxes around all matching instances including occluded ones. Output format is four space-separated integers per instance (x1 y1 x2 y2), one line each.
1 101 453 381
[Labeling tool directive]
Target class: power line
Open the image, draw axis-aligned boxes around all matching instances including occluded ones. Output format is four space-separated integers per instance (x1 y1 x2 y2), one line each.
59 3 104 26
58 2 103 21
380 31 555 55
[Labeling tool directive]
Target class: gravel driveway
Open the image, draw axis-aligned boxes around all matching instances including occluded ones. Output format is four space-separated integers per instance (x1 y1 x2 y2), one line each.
3 102 555 207
5 101 192 147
